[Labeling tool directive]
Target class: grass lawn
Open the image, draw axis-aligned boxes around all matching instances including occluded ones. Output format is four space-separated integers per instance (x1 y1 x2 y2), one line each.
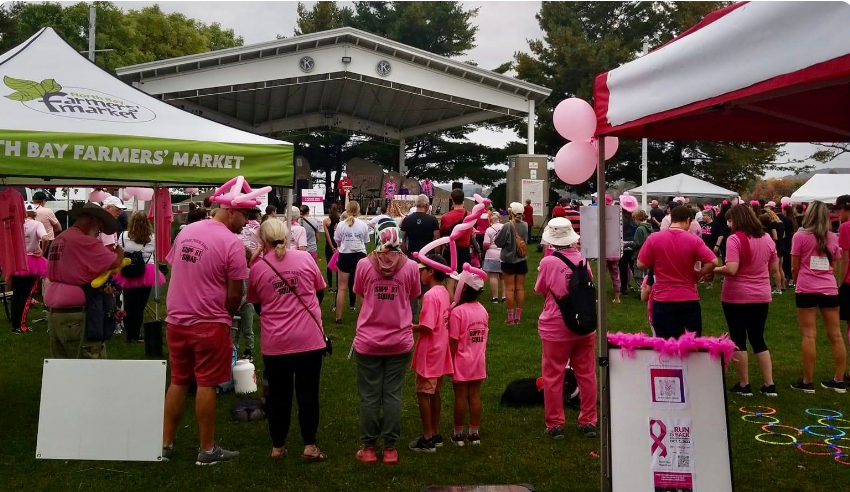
2 240 848 492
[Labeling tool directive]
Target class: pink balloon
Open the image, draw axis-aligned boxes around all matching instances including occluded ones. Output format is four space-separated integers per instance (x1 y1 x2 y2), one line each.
553 98 597 141
413 237 455 274
122 189 133 201
89 190 109 203
129 187 154 201
328 250 340 272
554 141 598 185
591 136 619 160
452 264 487 305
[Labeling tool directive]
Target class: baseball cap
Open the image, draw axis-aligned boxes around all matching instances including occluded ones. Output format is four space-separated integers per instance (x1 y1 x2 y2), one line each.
102 195 127 209
25 202 37 213
836 195 850 209
650 199 658 206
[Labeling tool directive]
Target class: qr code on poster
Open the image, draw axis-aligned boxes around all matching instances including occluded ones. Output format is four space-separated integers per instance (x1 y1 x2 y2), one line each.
677 454 690 468
654 376 682 402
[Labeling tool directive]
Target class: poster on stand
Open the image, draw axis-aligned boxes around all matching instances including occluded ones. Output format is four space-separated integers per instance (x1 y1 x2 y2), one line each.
646 355 689 411
301 188 325 228
521 179 544 217
649 417 694 492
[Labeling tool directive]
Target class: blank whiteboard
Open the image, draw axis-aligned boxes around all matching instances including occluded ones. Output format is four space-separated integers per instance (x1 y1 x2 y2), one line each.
37 359 167 461
609 348 733 492
579 206 623 259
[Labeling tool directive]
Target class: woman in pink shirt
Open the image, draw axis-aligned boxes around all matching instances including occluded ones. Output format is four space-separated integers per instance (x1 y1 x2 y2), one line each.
10 203 49 334
713 205 781 397
790 201 846 394
352 220 421 465
482 212 506 303
534 218 597 439
247 218 328 462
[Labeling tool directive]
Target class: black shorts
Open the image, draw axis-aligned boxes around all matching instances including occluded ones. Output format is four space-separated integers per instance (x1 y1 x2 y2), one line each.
839 284 850 320
501 260 529 275
337 252 366 274
652 300 702 339
796 292 840 309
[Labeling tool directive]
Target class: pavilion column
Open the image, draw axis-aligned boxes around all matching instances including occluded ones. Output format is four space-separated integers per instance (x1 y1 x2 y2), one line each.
527 99 535 154
398 137 406 175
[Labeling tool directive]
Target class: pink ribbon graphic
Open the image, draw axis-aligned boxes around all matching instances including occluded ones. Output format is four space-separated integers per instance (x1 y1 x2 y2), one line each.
649 420 668 457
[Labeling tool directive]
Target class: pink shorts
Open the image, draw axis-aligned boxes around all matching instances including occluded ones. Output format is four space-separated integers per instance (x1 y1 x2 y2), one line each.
166 323 231 387
415 374 444 394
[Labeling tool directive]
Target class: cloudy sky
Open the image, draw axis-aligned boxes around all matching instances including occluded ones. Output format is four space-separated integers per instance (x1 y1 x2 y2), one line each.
106 1 846 177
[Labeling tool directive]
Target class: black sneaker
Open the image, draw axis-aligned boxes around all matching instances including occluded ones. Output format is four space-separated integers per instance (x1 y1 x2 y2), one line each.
11 328 23 335
730 383 753 396
790 379 815 394
500 297 506 303
467 432 481 445
821 379 847 394
581 424 597 438
491 297 499 304
451 433 465 447
350 306 356 313
760 385 778 397
408 435 436 453
544 426 565 440
195 444 239 466
431 434 443 447
242 349 253 361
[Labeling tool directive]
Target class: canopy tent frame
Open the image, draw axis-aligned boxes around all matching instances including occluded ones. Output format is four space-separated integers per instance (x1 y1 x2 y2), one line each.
789 174 850 204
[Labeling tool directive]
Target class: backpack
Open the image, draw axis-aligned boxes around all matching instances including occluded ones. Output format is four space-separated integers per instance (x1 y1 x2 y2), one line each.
552 251 597 335
120 235 147 278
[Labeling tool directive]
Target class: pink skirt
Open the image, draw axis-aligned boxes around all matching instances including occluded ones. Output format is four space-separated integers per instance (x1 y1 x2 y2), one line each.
15 255 47 277
115 264 166 290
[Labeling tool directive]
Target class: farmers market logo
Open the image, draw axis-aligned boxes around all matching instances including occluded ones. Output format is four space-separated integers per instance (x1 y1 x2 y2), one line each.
4 76 155 123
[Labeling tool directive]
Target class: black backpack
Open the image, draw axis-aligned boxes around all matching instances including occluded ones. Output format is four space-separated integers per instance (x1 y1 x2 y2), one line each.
552 252 597 335
120 235 147 278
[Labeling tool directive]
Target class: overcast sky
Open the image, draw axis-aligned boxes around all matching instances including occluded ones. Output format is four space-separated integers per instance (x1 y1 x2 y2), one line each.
101 1 846 177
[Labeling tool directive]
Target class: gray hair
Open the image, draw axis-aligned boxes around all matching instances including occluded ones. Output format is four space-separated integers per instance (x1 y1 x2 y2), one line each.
416 194 429 207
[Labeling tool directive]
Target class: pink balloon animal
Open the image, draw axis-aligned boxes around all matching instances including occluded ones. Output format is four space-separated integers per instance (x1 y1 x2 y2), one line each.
211 176 271 209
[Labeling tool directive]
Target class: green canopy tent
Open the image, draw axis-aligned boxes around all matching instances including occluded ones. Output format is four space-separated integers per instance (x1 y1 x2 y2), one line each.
0 27 293 188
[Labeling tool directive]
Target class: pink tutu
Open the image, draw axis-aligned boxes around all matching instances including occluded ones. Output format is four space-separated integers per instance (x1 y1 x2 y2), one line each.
15 255 47 277
115 263 166 290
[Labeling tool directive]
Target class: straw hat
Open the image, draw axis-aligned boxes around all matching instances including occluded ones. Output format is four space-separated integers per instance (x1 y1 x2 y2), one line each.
542 217 580 247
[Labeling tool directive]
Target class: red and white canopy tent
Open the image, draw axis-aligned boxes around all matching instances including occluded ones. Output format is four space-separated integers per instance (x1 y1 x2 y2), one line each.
591 2 850 490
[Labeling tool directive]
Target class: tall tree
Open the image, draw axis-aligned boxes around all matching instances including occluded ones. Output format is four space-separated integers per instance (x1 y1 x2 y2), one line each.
285 1 510 201
0 2 243 72
507 1 790 195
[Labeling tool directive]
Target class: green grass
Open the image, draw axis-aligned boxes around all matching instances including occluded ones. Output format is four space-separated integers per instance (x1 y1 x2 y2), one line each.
2 243 848 492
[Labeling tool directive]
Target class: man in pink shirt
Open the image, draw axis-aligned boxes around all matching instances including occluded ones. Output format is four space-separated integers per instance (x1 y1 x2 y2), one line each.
32 191 62 241
637 206 718 339
44 203 123 358
161 190 251 466
835 195 850 383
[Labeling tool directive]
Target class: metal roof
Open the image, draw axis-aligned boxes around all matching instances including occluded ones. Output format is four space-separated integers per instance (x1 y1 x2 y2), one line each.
117 27 551 141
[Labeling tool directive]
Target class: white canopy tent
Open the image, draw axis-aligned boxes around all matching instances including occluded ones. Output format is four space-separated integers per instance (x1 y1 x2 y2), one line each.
0 28 293 187
789 174 850 204
626 173 735 199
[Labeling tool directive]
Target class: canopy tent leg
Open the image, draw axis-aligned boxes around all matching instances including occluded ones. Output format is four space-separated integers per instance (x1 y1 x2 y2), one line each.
641 136 648 211
152 187 159 322
597 139 612 492
286 188 293 223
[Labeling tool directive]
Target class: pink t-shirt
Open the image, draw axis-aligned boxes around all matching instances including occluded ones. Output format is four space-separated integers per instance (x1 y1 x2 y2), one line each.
289 223 307 250
34 205 60 241
166 220 249 326
637 228 716 302
353 255 421 356
412 285 454 378
660 216 701 236
45 227 117 308
483 224 503 261
449 301 489 382
247 250 327 356
839 221 850 285
791 230 840 295
24 218 47 255
534 248 594 342
721 234 776 304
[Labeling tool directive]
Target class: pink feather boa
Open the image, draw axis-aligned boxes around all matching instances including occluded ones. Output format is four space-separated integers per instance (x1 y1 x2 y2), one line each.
607 331 736 367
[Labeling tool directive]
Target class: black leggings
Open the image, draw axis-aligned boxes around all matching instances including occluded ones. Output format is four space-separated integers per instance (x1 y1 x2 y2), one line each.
325 245 336 290
618 254 634 294
722 302 769 353
781 252 792 282
10 275 38 331
263 350 323 448
123 286 151 342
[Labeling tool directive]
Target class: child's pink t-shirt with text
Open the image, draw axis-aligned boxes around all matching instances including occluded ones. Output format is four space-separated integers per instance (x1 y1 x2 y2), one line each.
449 301 489 382
412 285 454 378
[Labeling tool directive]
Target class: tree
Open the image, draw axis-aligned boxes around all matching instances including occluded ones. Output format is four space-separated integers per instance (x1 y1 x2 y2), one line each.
0 2 243 72
812 143 850 164
748 178 806 202
284 1 510 201
507 2 789 195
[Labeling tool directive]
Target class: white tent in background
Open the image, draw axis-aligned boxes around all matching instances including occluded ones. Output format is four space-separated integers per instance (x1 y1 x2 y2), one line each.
626 173 735 199
789 174 850 204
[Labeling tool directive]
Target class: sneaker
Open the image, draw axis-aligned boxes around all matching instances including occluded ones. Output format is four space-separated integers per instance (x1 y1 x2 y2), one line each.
195 445 239 466
790 379 815 394
11 328 23 335
431 434 443 448
408 435 436 453
760 384 778 397
491 297 499 304
242 349 253 361
771 289 782 295
500 297 506 303
451 433 466 447
355 446 378 464
730 383 753 396
350 306 356 313
844 373 850 384
581 424 597 438
161 444 174 462
821 379 847 394
467 432 481 445
544 426 565 440
382 446 398 465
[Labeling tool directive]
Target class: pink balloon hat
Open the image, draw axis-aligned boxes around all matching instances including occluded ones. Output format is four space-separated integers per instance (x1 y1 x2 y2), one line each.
619 193 638 213
210 176 272 211
605 194 614 206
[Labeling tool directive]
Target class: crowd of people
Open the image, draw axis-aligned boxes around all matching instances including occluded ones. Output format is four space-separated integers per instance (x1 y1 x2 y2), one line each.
14 178 850 467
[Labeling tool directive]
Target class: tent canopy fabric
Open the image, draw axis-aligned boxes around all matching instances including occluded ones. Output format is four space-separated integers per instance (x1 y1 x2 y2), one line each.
594 1 850 142
626 173 735 199
0 28 294 187
789 174 850 204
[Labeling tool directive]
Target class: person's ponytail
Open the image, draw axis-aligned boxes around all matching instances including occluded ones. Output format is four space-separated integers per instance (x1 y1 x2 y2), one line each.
259 218 289 260
345 200 360 227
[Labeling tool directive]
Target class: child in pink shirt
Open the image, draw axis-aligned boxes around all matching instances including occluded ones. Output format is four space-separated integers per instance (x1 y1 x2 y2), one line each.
449 277 489 446
409 254 453 453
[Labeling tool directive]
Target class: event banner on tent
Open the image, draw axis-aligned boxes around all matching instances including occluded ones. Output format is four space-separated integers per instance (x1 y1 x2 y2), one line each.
0 130 293 186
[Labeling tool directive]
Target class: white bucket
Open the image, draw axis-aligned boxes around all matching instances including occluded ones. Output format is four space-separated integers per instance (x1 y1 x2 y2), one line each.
233 360 257 394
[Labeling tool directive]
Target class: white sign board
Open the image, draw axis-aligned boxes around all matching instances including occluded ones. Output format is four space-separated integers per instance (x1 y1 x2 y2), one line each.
521 179 544 217
301 188 325 218
579 205 623 259
37 359 167 461
609 349 733 492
